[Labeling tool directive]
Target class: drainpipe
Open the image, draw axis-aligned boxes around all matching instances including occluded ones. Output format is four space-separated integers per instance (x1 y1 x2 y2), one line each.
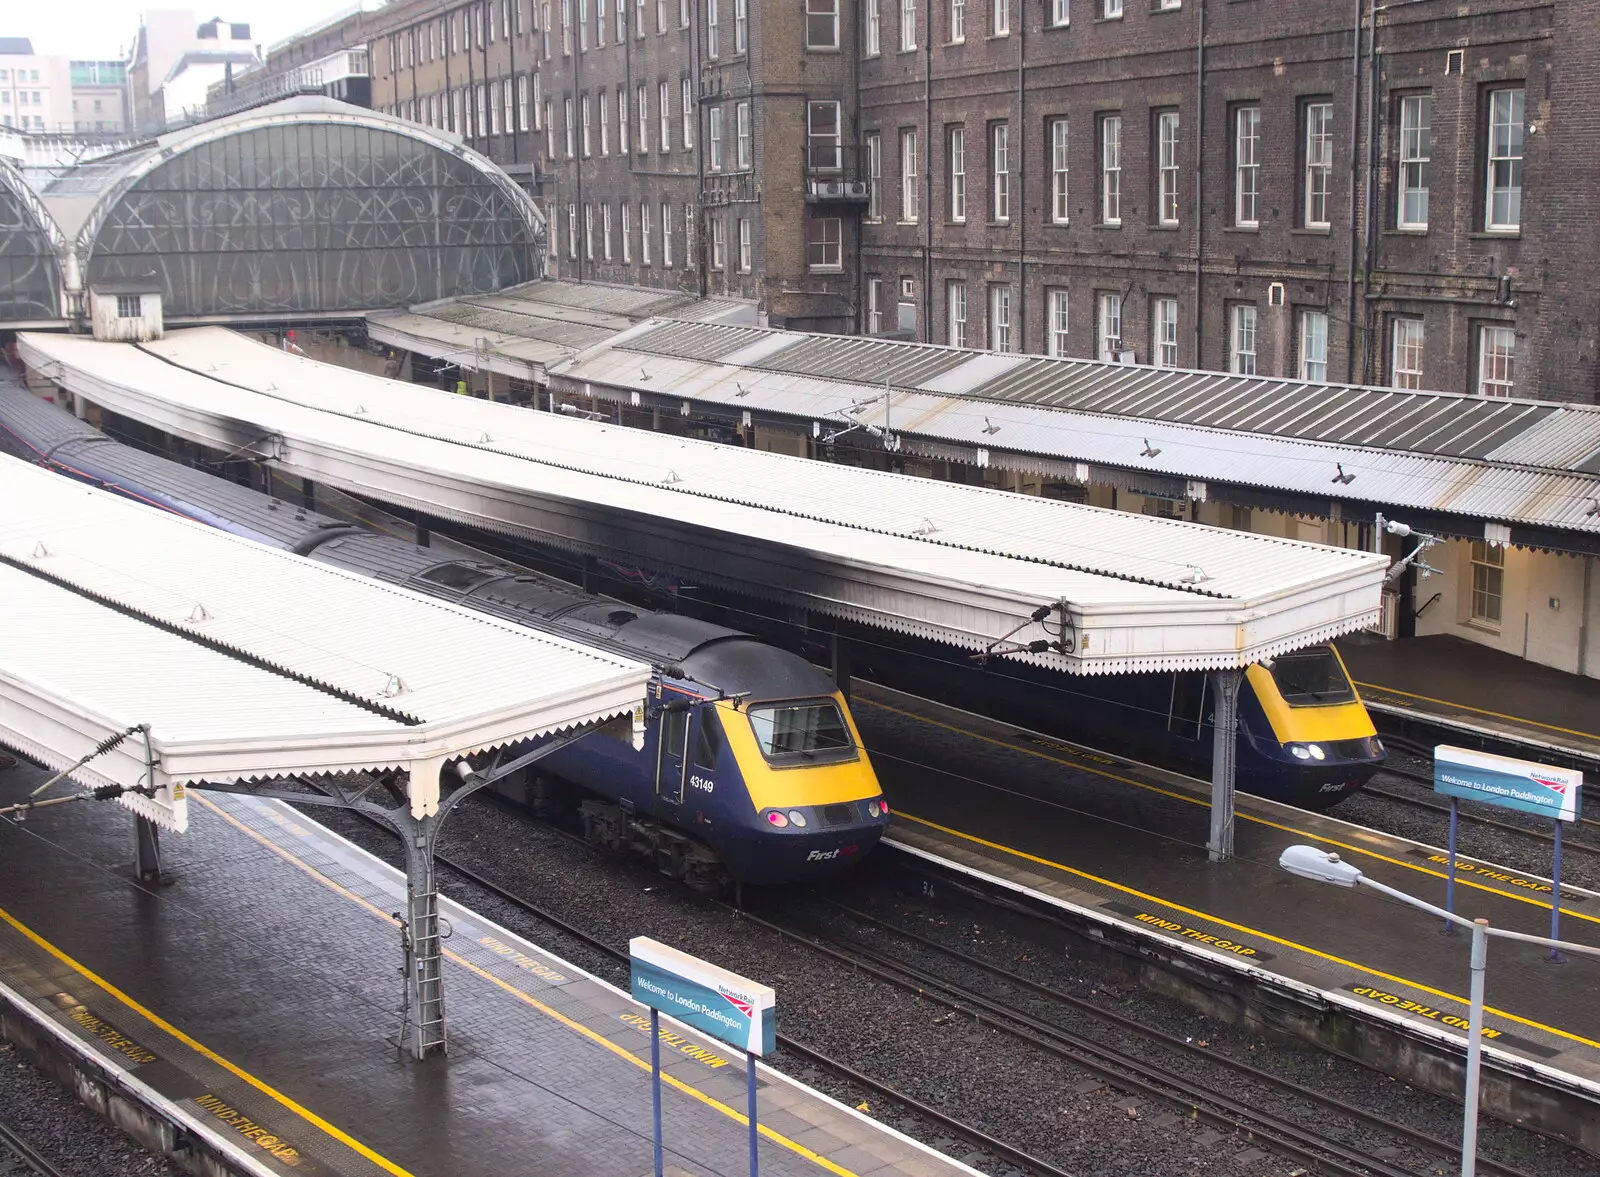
1343 0 1362 383
923 0 932 343
1581 556 1594 678
1362 0 1380 383
1191 0 1205 366
1015 9 1026 353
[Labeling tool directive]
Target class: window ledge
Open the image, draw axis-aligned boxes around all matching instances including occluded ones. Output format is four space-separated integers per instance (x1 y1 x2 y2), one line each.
1472 230 1522 240
944 38 966 47
986 32 1012 41
808 265 844 273
896 219 920 226
1222 224 1259 233
1150 223 1180 231
1291 226 1332 236
1387 226 1429 235
1094 221 1123 229
805 46 842 54
1462 620 1502 636
1094 14 1126 23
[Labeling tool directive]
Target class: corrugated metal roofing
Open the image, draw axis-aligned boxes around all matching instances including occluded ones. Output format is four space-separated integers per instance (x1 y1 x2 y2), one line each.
20 328 1390 677
0 451 650 823
617 320 774 362
606 316 1600 483
552 335 1600 536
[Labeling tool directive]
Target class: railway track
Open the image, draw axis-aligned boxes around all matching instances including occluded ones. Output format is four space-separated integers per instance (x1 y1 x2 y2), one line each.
780 895 1543 1177
341 792 1535 1177
0 1118 68 1177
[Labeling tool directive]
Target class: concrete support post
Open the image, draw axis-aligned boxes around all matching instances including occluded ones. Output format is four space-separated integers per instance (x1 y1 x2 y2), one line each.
1208 668 1244 862
829 630 852 700
300 476 316 513
132 815 163 884
399 813 447 1060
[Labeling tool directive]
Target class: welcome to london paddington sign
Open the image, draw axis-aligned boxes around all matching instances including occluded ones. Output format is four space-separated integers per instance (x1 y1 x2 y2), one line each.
1434 745 1582 822
629 937 775 1055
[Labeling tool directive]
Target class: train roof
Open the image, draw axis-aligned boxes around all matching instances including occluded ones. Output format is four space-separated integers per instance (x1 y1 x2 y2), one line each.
0 379 762 676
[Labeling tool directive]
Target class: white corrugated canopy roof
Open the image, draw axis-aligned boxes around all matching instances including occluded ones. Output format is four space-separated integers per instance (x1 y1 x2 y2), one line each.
19 328 1388 676
0 455 650 830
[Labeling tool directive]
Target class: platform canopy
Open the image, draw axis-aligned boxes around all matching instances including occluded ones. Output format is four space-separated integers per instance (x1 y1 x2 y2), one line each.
18 328 1389 677
0 455 650 831
367 280 758 384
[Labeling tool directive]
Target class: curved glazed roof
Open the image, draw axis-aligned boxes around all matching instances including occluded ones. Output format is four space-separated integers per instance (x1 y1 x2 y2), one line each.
0 159 67 322
39 95 545 247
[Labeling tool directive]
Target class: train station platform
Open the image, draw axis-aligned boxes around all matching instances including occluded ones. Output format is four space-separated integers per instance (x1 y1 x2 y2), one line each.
1336 634 1600 765
0 761 977 1177
849 683 1600 1150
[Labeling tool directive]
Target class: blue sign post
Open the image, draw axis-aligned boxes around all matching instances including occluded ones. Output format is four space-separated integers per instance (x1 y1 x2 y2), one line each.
1434 746 1583 957
629 937 775 1177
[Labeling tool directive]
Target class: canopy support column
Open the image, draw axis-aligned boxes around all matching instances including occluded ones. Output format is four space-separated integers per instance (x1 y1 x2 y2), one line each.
1207 668 1243 863
397 812 447 1060
132 815 164 883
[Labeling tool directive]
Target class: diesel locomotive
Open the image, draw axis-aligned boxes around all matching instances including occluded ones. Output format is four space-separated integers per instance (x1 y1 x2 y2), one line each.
0 385 887 888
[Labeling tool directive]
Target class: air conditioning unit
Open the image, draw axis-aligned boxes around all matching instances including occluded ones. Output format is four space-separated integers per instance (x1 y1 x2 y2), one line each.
810 180 845 198
1268 281 1286 307
842 180 870 199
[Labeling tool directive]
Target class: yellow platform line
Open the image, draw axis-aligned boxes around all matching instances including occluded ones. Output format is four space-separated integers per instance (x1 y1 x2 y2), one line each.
894 810 1600 1054
0 901 414 1177
194 795 859 1177
857 695 1600 928
1352 679 1600 744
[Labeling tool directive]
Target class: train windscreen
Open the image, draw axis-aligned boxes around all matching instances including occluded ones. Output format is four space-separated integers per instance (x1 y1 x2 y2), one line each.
1268 647 1356 706
747 699 856 763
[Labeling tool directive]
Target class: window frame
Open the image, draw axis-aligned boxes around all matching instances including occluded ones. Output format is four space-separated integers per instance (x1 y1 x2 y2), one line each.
808 101 842 171
1230 304 1258 375
948 125 966 223
1391 316 1425 390
1234 104 1260 228
865 0 881 55
1468 540 1505 627
900 128 920 222
1302 100 1334 229
1485 87 1525 233
738 216 752 271
806 216 843 270
1099 113 1122 226
1477 323 1516 397
1047 289 1070 357
992 0 1010 36
1098 292 1122 362
1049 118 1069 224
1103 0 1123 16
1298 309 1330 383
950 0 966 42
708 105 724 170
806 0 841 50
1156 109 1180 227
947 280 968 348
1153 297 1179 368
736 100 752 169
990 122 1010 222
1397 93 1431 230
865 131 884 221
989 284 1013 352
641 202 654 266
900 0 917 50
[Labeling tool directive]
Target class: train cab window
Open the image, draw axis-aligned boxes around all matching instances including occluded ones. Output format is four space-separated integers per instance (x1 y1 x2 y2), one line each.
663 708 688 758
1168 672 1207 741
1268 647 1355 706
747 699 855 764
693 708 723 770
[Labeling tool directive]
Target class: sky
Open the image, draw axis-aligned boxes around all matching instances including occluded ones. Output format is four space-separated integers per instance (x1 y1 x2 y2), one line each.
12 0 378 61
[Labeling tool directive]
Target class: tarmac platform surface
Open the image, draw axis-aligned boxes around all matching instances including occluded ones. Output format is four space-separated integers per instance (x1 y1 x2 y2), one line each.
851 683 1600 1094
1337 633 1600 763
0 763 976 1177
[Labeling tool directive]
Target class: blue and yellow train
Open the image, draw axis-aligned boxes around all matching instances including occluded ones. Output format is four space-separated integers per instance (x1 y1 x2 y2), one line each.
0 385 887 888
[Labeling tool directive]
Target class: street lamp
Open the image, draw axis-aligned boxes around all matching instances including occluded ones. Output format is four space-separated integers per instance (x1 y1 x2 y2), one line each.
1277 845 1600 1177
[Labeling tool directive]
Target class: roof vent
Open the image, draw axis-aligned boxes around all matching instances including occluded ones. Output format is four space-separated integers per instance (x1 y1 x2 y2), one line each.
380 674 407 698
1267 282 1286 307
29 542 48 559
187 603 210 623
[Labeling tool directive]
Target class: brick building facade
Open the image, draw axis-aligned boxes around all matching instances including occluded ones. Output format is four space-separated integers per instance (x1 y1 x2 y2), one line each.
364 0 1595 401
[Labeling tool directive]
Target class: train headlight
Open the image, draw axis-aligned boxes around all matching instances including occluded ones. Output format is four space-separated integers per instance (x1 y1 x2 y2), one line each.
867 800 884 818
788 809 808 827
766 811 789 828
1307 744 1326 760
1369 737 1385 758
1289 744 1312 760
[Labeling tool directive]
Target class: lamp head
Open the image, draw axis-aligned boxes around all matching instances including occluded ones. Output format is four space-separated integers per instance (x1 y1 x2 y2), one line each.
1278 845 1363 887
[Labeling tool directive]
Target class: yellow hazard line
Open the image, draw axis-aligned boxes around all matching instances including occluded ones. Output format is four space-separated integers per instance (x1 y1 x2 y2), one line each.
893 810 1600 1053
194 795 859 1177
0 901 415 1177
1353 679 1600 744
856 694 1600 927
